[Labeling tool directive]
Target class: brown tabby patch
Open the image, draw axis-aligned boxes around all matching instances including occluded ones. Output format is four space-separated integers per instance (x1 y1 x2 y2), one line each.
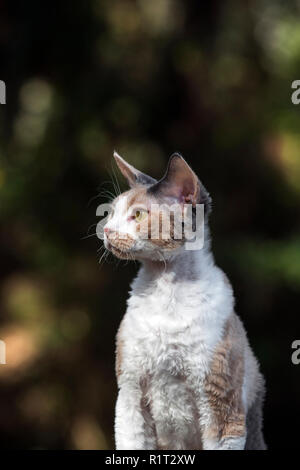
115 321 124 381
203 315 246 442
147 211 183 249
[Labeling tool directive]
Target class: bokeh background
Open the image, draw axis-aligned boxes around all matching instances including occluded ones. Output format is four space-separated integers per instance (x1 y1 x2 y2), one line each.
0 0 300 449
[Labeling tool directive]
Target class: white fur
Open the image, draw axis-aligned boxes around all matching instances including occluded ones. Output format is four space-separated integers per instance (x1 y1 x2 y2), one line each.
114 245 250 450
105 193 262 450
105 195 138 239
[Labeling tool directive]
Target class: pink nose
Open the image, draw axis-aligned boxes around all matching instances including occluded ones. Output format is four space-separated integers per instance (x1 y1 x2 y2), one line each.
104 227 110 234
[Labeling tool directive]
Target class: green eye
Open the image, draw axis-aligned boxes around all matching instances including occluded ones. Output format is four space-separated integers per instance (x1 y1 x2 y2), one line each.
135 210 147 222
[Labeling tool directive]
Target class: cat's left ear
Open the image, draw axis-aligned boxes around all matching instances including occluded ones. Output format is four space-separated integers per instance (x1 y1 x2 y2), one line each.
113 151 157 187
149 153 212 211
150 154 198 204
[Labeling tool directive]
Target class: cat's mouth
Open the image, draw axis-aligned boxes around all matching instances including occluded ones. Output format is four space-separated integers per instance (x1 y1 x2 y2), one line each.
106 241 132 259
104 232 136 259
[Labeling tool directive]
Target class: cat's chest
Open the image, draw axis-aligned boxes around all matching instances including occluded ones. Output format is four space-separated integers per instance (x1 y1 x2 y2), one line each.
119 270 231 382
128 276 205 322
124 317 194 378
122 287 212 378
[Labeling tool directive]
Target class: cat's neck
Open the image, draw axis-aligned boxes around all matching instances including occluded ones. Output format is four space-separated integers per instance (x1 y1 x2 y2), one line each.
140 247 214 283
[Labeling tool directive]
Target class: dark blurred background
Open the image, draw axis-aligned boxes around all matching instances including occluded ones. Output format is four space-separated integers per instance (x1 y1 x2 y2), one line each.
0 0 299 449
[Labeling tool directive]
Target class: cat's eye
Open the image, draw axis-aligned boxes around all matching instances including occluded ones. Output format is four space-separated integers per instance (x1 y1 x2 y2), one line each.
135 209 148 222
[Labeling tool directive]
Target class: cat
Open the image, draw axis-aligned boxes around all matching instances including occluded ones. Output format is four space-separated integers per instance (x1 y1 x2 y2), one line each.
103 151 266 450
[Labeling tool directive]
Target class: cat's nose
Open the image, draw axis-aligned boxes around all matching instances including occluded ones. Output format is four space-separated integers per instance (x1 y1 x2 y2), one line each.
104 227 111 234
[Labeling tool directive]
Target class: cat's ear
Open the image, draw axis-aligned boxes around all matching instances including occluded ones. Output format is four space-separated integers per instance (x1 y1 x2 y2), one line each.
150 153 199 204
150 153 212 211
113 151 157 187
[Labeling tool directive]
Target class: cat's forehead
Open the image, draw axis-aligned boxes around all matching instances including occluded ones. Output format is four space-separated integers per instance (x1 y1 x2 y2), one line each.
113 186 151 211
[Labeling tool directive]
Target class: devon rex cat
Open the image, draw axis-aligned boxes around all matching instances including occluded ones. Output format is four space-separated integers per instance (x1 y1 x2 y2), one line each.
103 152 266 450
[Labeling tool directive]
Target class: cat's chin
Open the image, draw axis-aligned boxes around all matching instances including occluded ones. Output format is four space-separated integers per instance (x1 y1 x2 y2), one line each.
106 242 132 260
105 239 185 262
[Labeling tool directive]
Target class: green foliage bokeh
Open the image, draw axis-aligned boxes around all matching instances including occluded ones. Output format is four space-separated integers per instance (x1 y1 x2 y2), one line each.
0 0 300 449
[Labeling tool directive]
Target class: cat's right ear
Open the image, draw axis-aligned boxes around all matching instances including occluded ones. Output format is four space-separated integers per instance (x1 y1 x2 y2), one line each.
113 151 157 188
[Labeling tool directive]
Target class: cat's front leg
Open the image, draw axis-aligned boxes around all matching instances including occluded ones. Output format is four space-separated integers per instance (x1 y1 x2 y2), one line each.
199 400 246 450
203 433 246 450
115 384 155 450
198 314 247 450
199 395 246 450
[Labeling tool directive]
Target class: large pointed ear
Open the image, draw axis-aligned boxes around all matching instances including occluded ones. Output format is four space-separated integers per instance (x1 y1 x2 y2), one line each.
149 153 211 211
113 151 157 187
149 153 199 204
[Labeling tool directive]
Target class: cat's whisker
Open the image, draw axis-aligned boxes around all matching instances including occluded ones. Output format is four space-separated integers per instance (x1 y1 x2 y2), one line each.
130 252 138 267
97 244 105 253
107 167 120 199
81 232 99 240
86 222 98 234
87 182 117 208
124 253 130 267
98 189 116 199
157 250 167 271
98 246 109 266
111 162 122 196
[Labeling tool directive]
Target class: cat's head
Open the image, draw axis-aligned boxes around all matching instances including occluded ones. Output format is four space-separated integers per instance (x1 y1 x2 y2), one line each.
103 152 211 261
